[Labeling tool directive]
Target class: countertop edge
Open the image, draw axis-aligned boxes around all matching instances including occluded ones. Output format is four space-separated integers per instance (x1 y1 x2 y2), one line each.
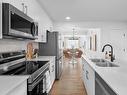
27 56 56 61
0 76 29 95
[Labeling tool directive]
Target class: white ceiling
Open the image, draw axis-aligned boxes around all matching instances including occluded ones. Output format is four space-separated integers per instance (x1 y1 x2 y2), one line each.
38 0 127 22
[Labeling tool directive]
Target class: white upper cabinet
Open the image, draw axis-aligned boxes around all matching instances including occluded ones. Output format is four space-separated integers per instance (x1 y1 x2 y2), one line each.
24 0 46 42
9 0 24 12
2 0 25 12
1 0 10 3
24 0 53 42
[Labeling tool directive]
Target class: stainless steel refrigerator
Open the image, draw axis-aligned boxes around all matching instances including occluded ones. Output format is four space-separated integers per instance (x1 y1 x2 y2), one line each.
39 31 63 80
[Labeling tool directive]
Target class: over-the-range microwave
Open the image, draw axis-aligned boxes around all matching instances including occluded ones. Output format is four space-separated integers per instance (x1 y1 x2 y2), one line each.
2 3 38 39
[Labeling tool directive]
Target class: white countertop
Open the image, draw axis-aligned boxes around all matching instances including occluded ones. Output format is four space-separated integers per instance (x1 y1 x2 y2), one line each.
82 54 127 95
27 56 55 62
0 76 29 95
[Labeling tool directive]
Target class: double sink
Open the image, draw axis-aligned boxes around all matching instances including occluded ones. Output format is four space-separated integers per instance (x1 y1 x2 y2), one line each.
90 58 119 67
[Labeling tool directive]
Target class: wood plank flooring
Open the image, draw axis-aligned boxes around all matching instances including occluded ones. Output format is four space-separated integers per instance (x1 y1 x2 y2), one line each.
49 58 87 95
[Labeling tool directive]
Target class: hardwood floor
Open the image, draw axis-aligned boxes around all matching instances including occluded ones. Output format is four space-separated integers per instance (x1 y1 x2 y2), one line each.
49 58 87 95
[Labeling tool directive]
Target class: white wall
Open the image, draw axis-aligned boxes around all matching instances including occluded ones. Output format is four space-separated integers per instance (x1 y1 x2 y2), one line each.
54 21 127 61
0 0 53 52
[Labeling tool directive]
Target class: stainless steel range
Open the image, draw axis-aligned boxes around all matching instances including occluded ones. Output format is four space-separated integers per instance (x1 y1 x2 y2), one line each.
0 50 49 95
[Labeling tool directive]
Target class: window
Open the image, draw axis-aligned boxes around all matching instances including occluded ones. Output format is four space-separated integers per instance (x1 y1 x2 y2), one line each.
66 39 79 49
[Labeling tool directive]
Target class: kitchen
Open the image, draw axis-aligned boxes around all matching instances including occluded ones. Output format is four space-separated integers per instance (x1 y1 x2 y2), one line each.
0 0 127 95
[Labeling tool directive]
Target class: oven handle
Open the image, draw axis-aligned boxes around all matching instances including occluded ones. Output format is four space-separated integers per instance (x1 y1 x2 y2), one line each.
28 62 50 83
28 73 46 91
0 58 26 70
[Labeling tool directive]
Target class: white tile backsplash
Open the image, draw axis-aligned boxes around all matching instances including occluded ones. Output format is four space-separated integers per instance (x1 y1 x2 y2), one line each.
0 39 38 53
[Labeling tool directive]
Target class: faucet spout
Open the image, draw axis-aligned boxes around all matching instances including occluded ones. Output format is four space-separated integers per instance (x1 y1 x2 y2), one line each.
102 44 115 62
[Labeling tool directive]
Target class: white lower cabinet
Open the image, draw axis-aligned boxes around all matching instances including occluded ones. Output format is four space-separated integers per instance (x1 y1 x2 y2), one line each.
82 57 95 95
7 80 27 95
49 57 55 88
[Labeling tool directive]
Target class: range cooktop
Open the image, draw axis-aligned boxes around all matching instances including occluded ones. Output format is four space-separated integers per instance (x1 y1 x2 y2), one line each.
0 50 49 75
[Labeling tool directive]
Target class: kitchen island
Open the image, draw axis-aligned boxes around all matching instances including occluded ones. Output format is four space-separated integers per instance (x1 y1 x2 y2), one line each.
82 54 127 95
0 76 29 95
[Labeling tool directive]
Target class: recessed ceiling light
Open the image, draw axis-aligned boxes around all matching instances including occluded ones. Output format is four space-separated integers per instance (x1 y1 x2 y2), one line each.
65 16 71 20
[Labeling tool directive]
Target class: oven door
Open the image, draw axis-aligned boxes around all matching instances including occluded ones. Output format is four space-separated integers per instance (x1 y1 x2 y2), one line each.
28 69 49 95
28 75 47 95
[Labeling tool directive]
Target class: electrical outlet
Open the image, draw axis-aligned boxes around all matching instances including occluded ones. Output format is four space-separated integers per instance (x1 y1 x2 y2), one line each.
123 48 126 52
123 33 126 38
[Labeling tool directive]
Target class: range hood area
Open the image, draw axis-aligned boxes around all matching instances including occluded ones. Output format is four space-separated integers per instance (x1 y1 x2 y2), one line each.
1 3 38 40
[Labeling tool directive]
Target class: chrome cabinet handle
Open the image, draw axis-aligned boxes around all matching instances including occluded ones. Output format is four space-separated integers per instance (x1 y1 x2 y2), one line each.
52 65 54 72
82 64 84 71
86 70 89 80
25 5 28 14
22 3 25 13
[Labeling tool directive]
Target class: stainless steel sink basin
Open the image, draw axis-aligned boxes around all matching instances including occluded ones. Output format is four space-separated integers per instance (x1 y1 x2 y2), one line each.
90 58 106 63
95 62 119 67
90 58 119 67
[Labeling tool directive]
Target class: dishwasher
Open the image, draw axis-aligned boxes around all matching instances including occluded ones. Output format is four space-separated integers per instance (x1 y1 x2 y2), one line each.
95 72 117 95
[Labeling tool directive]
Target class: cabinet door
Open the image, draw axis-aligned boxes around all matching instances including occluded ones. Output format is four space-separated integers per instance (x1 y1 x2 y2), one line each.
82 58 86 84
2 0 27 13
50 64 55 85
51 58 55 85
83 59 89 94
1 0 10 3
82 58 95 95
25 0 48 43
9 0 24 11
41 29 47 42
50 58 55 86
24 0 36 18
52 58 55 82
86 63 95 95
7 80 27 95
82 58 87 85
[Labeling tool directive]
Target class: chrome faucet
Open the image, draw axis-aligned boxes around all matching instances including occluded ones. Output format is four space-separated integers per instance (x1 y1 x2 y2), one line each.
102 44 115 62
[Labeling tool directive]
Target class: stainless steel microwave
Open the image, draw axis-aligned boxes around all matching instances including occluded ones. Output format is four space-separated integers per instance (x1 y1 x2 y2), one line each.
2 3 38 39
